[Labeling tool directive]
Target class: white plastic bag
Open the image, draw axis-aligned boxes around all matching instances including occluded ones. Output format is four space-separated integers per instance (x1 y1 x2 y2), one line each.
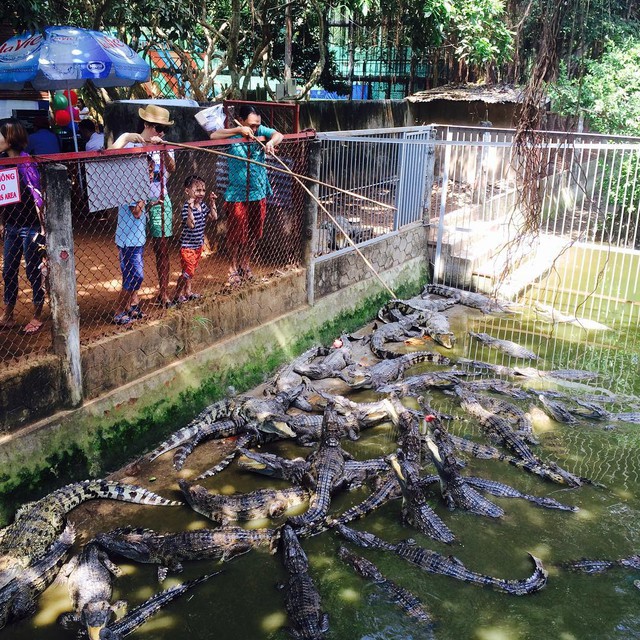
195 104 226 133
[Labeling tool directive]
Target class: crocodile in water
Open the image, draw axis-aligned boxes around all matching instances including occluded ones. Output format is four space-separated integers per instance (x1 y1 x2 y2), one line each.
338 545 432 624
280 524 329 639
179 479 309 525
336 524 548 595
0 480 181 590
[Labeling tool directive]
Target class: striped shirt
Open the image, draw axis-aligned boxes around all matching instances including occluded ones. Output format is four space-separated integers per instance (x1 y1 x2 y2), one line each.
180 201 210 248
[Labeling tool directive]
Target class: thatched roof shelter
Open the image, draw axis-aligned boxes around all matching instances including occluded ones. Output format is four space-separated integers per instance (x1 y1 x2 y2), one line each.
406 83 525 104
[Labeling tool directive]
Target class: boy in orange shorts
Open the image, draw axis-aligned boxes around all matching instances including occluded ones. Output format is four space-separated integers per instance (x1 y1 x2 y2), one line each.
173 175 217 303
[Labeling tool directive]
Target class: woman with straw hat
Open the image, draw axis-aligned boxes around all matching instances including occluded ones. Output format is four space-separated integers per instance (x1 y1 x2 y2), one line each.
112 104 176 309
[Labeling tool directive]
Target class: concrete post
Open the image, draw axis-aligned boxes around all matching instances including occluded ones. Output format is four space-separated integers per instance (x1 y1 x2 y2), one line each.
303 140 321 306
43 163 83 408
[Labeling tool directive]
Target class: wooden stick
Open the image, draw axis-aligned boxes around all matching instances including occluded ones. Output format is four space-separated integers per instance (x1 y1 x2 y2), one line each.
164 139 397 211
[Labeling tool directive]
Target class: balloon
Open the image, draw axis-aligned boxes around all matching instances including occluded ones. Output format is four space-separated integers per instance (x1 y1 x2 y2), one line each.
52 92 68 110
63 89 78 106
54 109 71 126
72 107 80 121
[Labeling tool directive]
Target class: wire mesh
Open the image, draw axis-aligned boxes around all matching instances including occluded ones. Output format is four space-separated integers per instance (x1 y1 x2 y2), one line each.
0 134 312 368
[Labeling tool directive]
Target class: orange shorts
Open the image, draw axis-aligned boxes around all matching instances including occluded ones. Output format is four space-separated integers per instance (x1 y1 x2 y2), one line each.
180 246 203 279
226 199 267 246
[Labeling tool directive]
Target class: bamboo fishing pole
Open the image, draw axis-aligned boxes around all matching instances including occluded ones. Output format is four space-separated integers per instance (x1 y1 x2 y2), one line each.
164 134 398 298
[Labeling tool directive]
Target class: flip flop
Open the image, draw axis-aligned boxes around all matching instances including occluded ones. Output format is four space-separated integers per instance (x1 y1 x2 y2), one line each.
187 293 202 301
227 271 242 287
22 319 43 335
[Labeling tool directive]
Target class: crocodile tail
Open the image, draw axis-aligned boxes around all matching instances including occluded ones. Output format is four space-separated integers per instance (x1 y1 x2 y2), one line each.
497 553 548 595
85 481 182 506
147 425 200 461
109 571 222 637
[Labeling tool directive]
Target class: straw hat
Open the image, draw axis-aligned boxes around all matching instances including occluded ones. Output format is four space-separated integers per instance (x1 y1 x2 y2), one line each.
138 104 174 126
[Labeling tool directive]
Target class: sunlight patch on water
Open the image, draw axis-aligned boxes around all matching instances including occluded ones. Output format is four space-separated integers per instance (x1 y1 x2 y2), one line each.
527 542 552 560
220 484 237 494
33 583 70 625
575 508 596 522
261 610 286 632
528 407 554 431
339 587 361 603
475 624 523 640
186 519 209 530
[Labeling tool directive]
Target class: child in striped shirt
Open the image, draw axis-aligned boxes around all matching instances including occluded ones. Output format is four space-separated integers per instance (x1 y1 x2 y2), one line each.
173 175 217 303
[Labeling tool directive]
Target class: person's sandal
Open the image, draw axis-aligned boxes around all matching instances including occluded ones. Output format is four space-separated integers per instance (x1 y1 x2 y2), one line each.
227 271 242 286
128 304 144 320
187 293 202 301
113 312 131 325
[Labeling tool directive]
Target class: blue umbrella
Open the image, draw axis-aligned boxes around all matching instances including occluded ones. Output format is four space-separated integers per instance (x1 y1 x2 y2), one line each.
0 26 150 149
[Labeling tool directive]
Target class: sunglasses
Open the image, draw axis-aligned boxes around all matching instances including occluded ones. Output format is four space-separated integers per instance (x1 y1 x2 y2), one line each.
145 122 168 133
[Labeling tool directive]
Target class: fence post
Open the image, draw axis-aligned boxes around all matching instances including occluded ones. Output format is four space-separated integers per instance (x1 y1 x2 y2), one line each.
304 139 321 306
43 163 83 408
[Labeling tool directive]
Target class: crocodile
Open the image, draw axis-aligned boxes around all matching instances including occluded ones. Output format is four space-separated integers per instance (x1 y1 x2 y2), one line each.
237 449 310 485
421 414 505 518
95 525 280 581
0 524 75 630
285 412 365 446
568 399 610 420
339 351 451 390
463 476 578 511
608 412 640 424
280 525 329 639
179 479 309 524
417 309 456 348
311 392 401 427
423 283 515 314
264 346 325 396
338 545 432 625
455 385 541 462
172 423 256 471
147 399 240 461
448 433 590 487
533 302 612 330
455 385 588 486
538 394 577 424
336 524 548 595
369 314 426 358
476 395 539 444
378 295 458 320
147 389 299 464
376 370 467 396
388 454 456 544
0 480 181 590
464 378 530 399
237 448 389 491
559 555 640 574
469 331 539 360
98 572 220 640
292 335 354 380
289 402 352 529
193 431 258 480
58 541 126 640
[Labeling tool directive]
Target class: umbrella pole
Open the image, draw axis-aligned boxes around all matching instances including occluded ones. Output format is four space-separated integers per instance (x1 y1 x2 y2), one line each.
67 83 79 153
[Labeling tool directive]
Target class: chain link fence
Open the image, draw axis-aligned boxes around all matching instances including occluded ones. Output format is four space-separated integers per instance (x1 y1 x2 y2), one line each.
0 133 313 368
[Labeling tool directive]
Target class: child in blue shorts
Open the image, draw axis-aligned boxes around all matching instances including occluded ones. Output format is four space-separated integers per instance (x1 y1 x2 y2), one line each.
113 196 147 325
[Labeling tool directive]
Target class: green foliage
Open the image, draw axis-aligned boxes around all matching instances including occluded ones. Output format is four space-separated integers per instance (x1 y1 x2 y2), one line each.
549 38 640 248
450 0 513 66
551 41 640 136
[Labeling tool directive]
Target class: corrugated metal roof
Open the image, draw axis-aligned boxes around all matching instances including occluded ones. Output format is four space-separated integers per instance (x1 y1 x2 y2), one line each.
406 83 525 104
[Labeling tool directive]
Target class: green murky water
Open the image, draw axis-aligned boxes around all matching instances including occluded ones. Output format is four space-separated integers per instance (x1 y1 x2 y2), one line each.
9 297 640 640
